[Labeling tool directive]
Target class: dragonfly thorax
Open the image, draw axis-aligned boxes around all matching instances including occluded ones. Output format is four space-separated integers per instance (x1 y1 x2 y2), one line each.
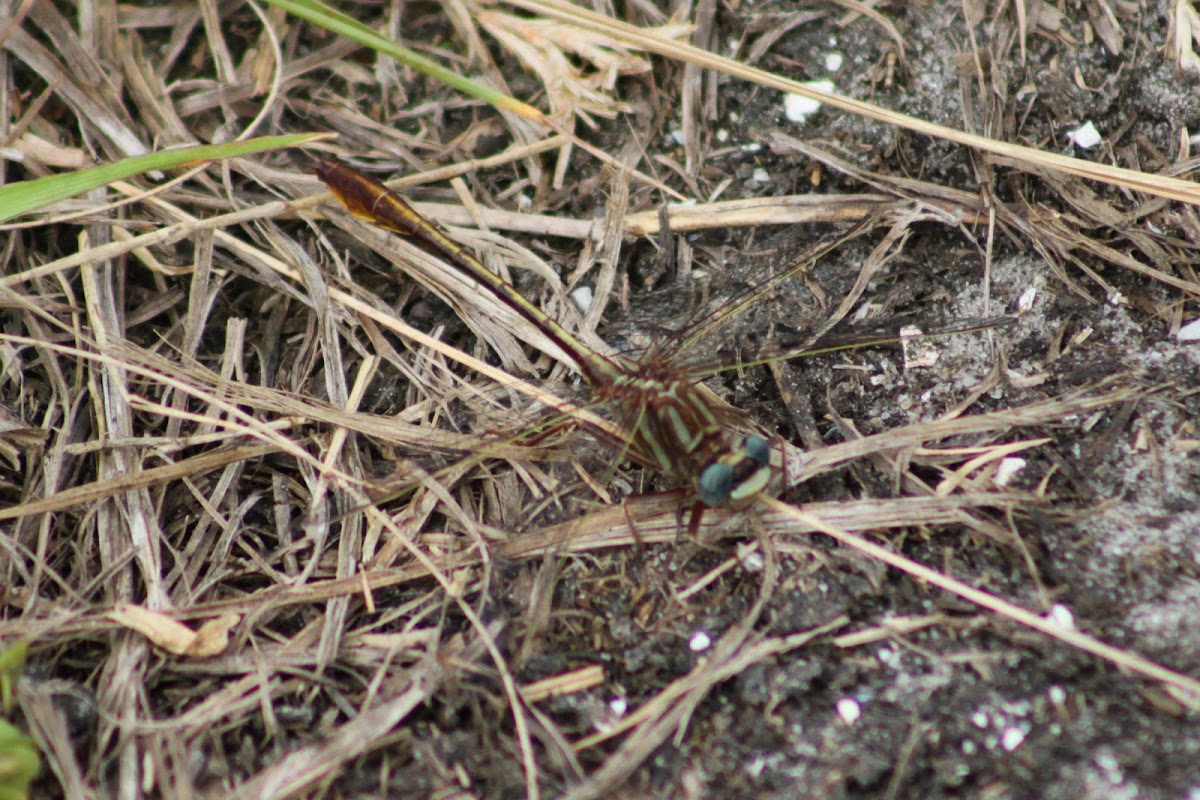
601 370 773 507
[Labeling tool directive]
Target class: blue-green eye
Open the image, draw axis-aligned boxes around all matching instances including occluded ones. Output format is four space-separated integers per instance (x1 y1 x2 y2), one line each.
696 437 772 506
744 435 770 467
697 462 734 506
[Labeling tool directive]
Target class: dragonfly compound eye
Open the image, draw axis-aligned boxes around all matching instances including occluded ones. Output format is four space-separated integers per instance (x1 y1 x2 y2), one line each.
743 435 770 468
697 436 773 507
725 435 773 503
696 462 735 507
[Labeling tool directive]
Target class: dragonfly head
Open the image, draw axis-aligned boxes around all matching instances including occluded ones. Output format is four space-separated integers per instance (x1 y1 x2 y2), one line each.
695 434 772 507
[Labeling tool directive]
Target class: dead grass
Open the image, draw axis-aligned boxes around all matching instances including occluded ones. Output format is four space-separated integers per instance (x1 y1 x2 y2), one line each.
3 2 1200 798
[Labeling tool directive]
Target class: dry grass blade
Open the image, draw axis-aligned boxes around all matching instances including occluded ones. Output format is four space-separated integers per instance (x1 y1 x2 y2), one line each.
782 383 1144 483
474 8 677 125
565 620 848 800
764 496 1200 706
510 0 1200 207
768 132 1200 300
235 627 495 799
0 443 278 522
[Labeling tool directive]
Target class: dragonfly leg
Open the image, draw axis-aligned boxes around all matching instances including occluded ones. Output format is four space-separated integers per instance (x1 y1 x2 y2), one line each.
686 500 705 540
622 498 647 551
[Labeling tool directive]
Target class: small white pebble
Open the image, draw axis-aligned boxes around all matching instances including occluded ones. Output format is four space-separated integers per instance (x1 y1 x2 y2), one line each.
737 543 764 572
716 128 729 142
1017 286 1038 312
972 711 990 729
668 128 686 146
853 303 879 321
907 348 941 369
1096 750 1124 782
1067 121 1102 148
592 695 628 733
836 697 861 725
689 631 712 652
784 94 822 122
824 53 844 72
993 457 1027 487
1048 685 1067 705
783 80 836 124
901 326 940 369
1177 317 1200 342
570 285 594 314
751 167 770 183
1046 603 1075 630
1001 727 1026 751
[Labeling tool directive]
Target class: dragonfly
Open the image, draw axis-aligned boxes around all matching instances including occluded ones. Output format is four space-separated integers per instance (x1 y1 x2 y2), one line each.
315 159 1007 527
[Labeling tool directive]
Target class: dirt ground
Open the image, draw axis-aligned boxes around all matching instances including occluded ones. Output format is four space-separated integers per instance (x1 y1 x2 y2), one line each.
4 1 1200 798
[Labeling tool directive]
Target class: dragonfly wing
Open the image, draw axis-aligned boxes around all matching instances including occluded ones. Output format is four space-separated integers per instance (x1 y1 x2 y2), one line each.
695 315 1015 375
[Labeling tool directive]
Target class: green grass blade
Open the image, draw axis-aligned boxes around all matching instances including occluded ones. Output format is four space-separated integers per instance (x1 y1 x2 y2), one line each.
0 640 36 800
0 719 38 800
265 0 545 121
0 133 330 224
